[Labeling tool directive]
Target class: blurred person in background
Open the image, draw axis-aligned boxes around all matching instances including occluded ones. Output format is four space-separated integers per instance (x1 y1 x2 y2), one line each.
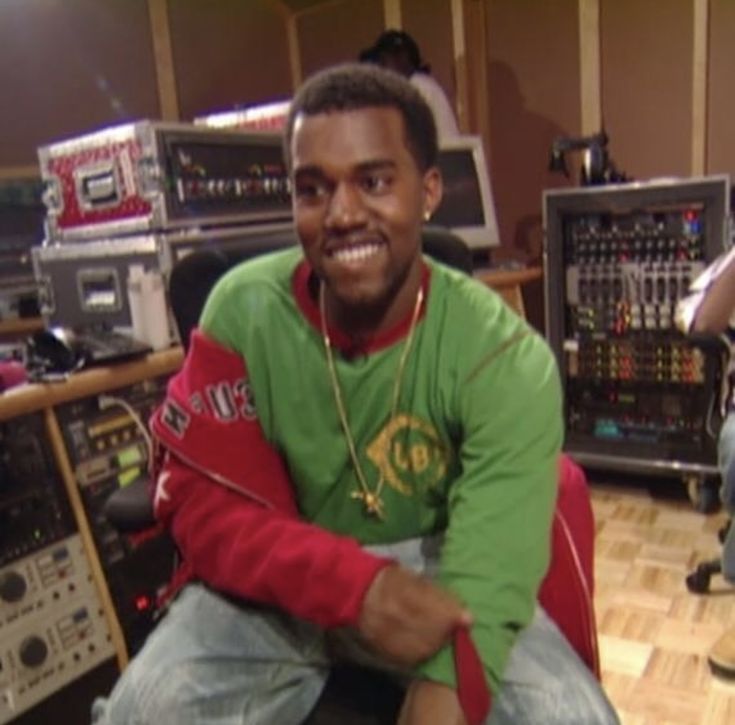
360 29 461 142
676 246 735 678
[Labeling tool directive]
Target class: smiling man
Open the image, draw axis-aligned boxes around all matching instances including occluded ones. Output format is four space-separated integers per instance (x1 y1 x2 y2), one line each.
291 101 436 333
92 64 618 725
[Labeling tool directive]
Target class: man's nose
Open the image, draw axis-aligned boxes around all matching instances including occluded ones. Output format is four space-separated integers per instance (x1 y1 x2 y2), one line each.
325 182 367 229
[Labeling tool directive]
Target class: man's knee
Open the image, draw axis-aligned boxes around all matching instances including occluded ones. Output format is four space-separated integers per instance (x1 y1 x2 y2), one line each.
549 678 620 725
488 679 619 725
92 585 330 724
95 662 223 725
95 654 328 725
492 610 619 725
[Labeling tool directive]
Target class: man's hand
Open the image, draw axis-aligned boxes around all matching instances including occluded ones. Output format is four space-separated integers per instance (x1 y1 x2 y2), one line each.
357 564 472 666
397 680 468 725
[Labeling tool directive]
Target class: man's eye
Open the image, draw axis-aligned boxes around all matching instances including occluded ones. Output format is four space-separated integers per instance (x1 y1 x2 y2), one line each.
361 174 391 194
295 182 328 201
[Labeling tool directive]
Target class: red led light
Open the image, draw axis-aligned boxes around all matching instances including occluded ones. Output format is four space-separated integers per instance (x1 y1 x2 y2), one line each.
134 595 151 612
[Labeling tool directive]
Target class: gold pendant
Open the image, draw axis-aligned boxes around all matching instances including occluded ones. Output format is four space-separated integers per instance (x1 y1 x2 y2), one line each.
351 490 385 520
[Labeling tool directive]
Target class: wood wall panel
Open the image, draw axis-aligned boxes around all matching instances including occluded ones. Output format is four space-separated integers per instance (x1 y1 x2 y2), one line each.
402 0 457 112
0 0 160 167
167 0 291 120
297 0 384 80
1 0 733 285
707 0 735 177
484 0 581 262
600 0 693 180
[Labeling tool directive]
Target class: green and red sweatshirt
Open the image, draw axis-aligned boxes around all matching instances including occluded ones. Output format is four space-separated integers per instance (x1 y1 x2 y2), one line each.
150 247 562 721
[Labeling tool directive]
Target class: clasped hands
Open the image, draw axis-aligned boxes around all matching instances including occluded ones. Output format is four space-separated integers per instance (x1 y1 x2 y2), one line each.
357 564 473 725
357 563 472 666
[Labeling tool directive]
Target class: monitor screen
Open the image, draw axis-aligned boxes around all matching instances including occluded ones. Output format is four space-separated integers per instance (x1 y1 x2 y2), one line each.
432 135 501 249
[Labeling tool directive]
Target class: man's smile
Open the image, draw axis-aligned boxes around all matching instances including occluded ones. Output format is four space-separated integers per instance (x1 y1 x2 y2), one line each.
325 239 388 270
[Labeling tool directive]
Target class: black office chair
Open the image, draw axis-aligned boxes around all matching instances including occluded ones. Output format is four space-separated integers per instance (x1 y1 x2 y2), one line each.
423 224 474 275
103 227 473 723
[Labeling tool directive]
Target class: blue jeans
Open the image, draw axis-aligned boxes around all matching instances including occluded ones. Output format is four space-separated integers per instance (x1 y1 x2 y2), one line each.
91 539 618 725
719 412 735 582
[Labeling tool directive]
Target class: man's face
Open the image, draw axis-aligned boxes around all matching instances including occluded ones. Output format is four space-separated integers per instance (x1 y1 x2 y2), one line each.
290 106 441 313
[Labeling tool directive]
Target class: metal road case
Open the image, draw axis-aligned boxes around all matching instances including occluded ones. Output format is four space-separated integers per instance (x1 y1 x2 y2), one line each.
543 174 731 506
38 121 292 242
32 236 160 331
193 100 291 132
32 222 297 332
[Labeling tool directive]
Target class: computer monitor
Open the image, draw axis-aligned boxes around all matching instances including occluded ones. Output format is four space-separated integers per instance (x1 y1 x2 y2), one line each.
432 135 501 249
0 178 45 316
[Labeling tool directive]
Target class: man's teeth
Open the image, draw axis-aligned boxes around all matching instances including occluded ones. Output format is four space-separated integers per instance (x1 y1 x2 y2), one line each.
332 243 382 263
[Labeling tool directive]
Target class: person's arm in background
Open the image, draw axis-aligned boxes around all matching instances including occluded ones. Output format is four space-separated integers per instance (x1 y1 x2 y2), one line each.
676 247 735 335
691 250 735 334
409 72 461 140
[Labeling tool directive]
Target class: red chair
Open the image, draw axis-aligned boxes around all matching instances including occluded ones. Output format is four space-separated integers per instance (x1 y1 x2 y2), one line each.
539 454 600 677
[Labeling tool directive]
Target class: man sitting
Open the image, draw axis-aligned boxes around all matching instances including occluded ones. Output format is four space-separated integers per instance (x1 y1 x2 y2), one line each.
92 63 618 725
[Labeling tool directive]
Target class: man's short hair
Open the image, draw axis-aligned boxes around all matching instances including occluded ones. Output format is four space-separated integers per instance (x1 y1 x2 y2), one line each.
284 63 438 173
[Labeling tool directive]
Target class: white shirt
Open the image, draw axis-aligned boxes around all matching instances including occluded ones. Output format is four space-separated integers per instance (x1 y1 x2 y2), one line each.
409 72 461 142
675 246 735 411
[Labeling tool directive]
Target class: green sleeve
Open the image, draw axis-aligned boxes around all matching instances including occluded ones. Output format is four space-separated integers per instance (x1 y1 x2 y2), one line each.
416 327 563 695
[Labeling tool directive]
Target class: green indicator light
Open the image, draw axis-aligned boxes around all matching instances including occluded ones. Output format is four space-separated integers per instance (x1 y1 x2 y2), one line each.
119 467 142 488
117 446 142 468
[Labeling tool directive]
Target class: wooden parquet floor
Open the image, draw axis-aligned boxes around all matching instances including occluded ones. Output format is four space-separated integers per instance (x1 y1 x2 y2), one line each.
590 476 735 724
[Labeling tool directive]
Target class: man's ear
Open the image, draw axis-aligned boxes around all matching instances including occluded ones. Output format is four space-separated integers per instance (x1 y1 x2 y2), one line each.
422 166 443 219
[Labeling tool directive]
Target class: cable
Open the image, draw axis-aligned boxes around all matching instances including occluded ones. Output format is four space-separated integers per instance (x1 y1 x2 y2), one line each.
98 393 153 464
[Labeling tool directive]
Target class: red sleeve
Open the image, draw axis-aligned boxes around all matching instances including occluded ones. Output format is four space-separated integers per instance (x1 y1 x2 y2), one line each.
154 453 393 629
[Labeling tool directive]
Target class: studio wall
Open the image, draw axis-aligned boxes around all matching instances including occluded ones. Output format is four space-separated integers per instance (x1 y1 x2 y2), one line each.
0 0 160 168
167 0 292 120
1 0 734 332
600 0 693 180
484 0 581 263
296 0 383 80
707 0 735 176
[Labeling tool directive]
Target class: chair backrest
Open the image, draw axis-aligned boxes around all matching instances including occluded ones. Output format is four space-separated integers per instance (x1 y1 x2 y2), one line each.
168 249 231 352
538 454 600 677
168 226 473 351
422 225 474 275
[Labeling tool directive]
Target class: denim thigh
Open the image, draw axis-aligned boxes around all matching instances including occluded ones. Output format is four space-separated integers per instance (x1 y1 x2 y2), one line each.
366 538 619 725
718 413 735 581
487 607 619 725
719 412 735 510
91 583 329 725
91 539 435 725
92 536 618 725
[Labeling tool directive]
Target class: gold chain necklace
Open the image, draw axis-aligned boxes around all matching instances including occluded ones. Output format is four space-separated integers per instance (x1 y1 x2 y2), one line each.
319 282 424 520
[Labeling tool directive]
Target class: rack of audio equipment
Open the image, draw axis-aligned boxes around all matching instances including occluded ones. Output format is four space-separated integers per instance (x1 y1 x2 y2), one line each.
0 346 183 724
543 175 730 506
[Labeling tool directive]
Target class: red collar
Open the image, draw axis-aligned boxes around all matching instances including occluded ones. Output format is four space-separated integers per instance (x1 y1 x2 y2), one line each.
292 260 431 358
